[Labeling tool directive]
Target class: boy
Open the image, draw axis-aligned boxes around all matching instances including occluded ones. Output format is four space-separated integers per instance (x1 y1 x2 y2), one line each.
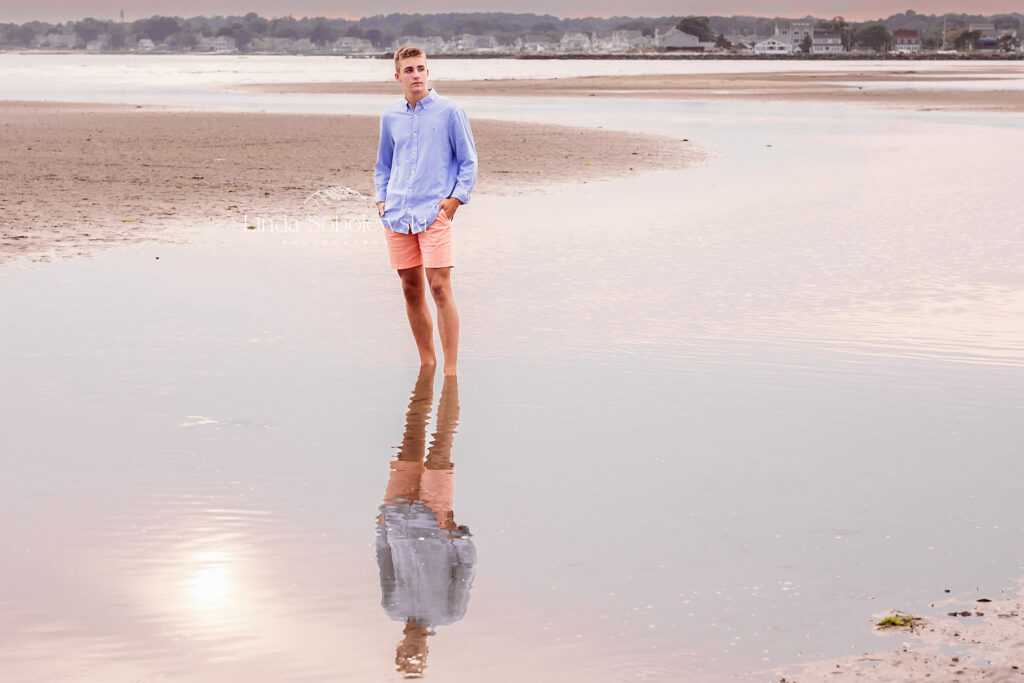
374 46 477 376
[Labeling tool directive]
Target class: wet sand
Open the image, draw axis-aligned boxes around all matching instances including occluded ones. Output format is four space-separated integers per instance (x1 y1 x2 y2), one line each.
241 69 1024 112
788 587 1024 682
0 100 702 266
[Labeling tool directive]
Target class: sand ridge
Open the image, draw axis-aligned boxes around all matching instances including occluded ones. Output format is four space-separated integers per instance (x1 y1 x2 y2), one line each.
0 100 704 266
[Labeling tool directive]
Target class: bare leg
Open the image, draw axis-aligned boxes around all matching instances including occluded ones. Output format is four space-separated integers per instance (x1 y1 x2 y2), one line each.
383 367 435 505
424 375 459 531
397 266 436 367
425 267 459 376
400 366 435 464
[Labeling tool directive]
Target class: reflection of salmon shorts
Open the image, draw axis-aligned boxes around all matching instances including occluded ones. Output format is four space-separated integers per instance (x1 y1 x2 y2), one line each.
384 459 455 515
383 208 453 270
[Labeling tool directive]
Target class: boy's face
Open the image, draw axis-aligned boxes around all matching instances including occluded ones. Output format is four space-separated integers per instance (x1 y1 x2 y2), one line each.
395 56 429 100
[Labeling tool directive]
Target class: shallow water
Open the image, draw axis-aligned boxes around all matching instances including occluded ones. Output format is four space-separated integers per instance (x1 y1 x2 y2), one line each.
2 53 1023 102
2 58 1023 681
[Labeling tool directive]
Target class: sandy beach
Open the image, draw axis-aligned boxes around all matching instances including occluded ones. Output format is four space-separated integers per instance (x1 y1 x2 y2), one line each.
241 68 1024 112
0 100 702 266
788 587 1024 682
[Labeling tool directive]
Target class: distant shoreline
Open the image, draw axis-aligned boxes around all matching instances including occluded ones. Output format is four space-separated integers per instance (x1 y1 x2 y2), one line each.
240 68 1024 113
4 49 1023 61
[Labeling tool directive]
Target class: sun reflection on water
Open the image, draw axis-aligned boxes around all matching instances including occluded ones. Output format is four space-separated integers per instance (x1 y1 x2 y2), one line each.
187 551 235 610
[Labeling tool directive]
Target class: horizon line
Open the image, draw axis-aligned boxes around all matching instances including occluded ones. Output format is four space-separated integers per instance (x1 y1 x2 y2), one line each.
9 9 1021 26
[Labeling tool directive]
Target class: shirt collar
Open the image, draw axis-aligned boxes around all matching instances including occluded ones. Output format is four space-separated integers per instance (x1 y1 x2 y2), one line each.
405 88 437 112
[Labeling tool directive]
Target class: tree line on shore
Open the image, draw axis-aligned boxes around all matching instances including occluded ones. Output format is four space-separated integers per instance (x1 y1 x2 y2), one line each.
2 9 1021 52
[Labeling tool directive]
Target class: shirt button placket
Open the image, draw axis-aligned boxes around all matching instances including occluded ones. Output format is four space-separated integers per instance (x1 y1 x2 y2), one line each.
411 111 418 180
409 110 418 228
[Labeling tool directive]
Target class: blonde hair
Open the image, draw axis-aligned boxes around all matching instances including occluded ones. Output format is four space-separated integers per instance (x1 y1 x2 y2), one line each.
394 45 426 73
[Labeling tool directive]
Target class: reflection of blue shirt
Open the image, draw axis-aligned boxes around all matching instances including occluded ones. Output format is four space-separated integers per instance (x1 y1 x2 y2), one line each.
376 502 476 629
374 89 478 234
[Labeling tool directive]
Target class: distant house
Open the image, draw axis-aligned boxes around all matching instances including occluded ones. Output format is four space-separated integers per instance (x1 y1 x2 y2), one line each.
656 27 701 50
449 33 499 53
979 30 1001 50
419 35 449 53
811 29 843 53
331 36 374 53
754 38 790 54
590 30 618 51
591 29 644 52
963 23 998 50
559 31 592 52
251 37 293 53
196 35 236 53
892 30 921 53
622 30 651 50
473 35 500 52
290 38 315 51
774 19 813 51
392 35 448 53
136 38 155 52
86 34 110 51
516 33 556 52
44 33 79 49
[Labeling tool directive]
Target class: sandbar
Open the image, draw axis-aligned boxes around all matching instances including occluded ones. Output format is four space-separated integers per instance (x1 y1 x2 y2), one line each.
0 100 703 266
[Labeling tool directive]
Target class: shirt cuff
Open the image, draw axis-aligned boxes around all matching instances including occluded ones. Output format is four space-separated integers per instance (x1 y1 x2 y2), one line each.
450 191 470 205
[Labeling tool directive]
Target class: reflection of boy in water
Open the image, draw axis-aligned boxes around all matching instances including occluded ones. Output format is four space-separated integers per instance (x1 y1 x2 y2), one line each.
376 368 475 678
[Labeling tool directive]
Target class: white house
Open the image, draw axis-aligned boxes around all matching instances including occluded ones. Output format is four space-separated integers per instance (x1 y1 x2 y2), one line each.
656 27 701 50
774 19 813 50
419 35 449 53
754 38 790 54
622 30 651 50
391 35 448 53
811 29 843 53
591 29 645 52
44 33 80 49
559 31 592 52
331 36 374 53
196 35 237 53
891 30 921 53
136 38 155 52
980 26 1010 51
516 33 556 52
449 34 499 52
591 30 621 51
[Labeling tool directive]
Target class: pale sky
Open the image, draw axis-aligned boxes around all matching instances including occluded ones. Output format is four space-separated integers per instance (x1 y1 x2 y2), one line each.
1 1 1020 24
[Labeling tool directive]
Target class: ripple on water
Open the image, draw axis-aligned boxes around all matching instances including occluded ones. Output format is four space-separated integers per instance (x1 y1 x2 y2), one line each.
580 654 704 682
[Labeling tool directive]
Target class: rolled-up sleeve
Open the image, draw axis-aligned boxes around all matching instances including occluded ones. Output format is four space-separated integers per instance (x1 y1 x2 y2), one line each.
448 107 477 205
374 114 394 204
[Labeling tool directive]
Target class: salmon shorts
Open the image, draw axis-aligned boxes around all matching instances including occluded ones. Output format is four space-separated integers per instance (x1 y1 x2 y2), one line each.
383 207 453 270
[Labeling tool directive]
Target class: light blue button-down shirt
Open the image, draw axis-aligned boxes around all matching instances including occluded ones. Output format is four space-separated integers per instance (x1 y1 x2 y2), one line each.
374 89 478 234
